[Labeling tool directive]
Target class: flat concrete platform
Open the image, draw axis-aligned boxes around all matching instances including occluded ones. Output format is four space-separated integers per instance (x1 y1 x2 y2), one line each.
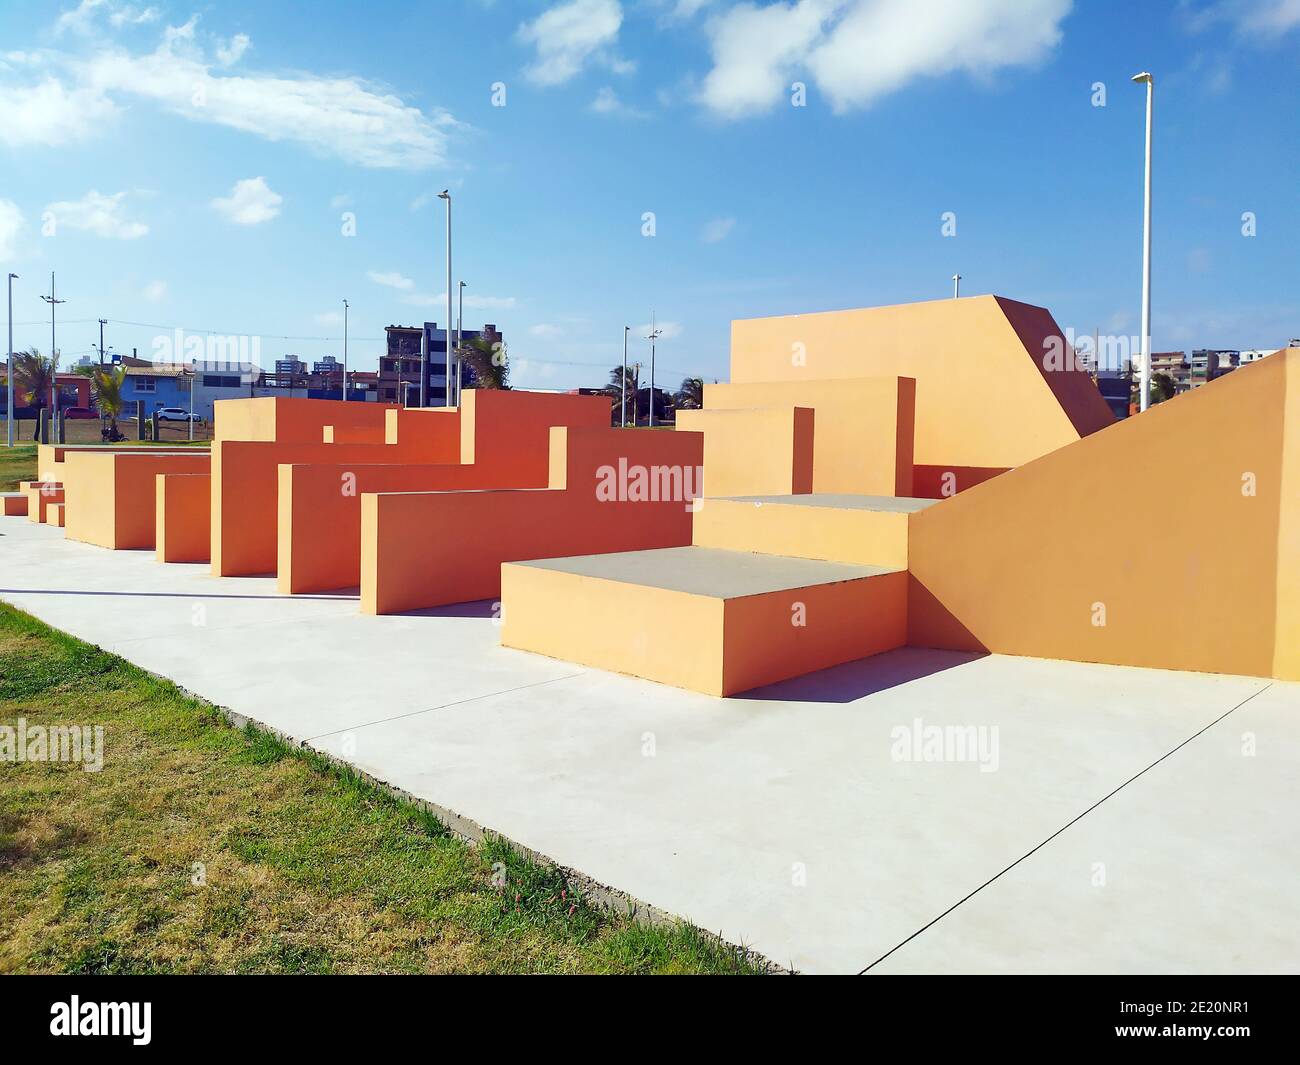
2 516 1297 974
720 493 939 513
513 545 899 598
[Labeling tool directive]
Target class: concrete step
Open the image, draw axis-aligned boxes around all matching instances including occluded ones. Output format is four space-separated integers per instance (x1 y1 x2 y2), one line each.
21 481 64 523
693 493 938 567
501 545 906 696
46 502 65 528
1 492 28 517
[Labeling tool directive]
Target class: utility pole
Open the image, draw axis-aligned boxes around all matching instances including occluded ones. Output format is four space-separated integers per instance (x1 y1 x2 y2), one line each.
98 318 107 365
342 299 349 402
631 361 641 426
952 273 962 299
1132 71 1154 413
40 273 67 440
457 279 465 405
437 189 452 407
646 314 662 428
621 325 629 427
6 273 16 448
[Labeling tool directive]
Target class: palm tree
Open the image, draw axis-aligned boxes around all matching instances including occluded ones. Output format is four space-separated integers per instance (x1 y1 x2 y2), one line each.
76 363 128 440
674 376 704 411
606 364 640 426
13 348 56 441
457 335 510 390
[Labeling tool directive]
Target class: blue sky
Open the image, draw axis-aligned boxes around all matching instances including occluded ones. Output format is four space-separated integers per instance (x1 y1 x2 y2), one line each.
0 0 1296 388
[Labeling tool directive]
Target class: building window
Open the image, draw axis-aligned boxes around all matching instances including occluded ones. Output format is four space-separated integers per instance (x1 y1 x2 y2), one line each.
134 378 156 393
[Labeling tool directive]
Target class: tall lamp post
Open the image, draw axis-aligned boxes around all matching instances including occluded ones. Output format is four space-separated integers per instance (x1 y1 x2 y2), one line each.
1132 71 1154 413
952 273 961 299
456 279 465 404
646 314 662 428
39 273 66 443
436 189 452 407
6 273 16 448
620 325 629 427
342 298 349 402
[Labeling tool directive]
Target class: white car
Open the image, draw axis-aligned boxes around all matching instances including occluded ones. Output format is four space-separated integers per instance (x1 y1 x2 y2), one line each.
155 407 202 422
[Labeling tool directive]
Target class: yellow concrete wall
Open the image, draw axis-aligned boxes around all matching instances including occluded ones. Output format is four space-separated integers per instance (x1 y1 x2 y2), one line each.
1273 353 1300 680
675 407 814 497
908 352 1295 679
701 377 915 496
692 497 913 566
729 295 1114 487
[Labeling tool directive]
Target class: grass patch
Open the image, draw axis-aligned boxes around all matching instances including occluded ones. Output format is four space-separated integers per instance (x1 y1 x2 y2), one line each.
0 444 36 492
0 603 770 974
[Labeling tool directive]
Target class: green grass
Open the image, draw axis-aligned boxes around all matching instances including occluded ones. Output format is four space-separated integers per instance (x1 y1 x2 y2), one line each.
0 444 35 492
0 604 769 974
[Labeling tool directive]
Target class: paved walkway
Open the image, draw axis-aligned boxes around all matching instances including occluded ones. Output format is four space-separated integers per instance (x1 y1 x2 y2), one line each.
2 518 1296 973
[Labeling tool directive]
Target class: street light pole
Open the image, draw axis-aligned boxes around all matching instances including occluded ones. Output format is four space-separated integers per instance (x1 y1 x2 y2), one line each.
621 325 629 428
645 314 662 428
188 361 195 441
952 273 961 298
39 272 67 443
98 318 106 365
437 189 452 407
6 273 16 448
342 298 349 402
457 279 465 405
1132 71 1154 413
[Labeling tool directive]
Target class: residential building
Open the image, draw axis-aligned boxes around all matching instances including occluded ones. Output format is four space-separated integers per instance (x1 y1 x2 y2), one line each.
121 365 191 417
379 322 501 405
1149 351 1191 394
1190 349 1238 387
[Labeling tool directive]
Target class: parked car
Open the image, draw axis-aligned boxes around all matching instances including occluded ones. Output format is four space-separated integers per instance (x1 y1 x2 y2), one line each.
155 407 202 422
63 406 97 419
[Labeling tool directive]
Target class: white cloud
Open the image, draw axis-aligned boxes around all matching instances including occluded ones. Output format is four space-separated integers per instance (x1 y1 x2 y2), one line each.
143 279 167 301
669 0 716 17
210 176 282 225
0 200 24 259
530 323 564 338
699 0 1071 118
701 216 736 243
518 0 626 85
368 270 416 291
0 78 119 147
590 85 647 116
406 290 517 310
10 18 455 167
45 189 148 238
56 0 159 35
329 193 352 209
314 310 344 326
1187 0 1300 37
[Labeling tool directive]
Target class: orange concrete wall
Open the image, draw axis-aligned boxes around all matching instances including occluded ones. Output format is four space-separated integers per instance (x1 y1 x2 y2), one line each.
700 377 915 496
63 452 210 550
674 407 814 497
323 423 386 445
1272 353 1300 680
277 461 545 593
908 352 1297 680
214 396 396 443
1 494 27 516
384 407 461 458
268 390 614 589
728 295 1114 490
156 474 212 563
361 426 703 614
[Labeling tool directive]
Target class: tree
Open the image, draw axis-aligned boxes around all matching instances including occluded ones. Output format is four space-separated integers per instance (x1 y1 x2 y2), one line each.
1150 371 1176 405
606 363 640 425
674 376 704 411
76 363 128 440
13 348 57 441
457 335 510 390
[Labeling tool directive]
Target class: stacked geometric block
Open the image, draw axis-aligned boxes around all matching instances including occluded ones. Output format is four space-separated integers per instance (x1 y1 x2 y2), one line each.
499 295 1300 694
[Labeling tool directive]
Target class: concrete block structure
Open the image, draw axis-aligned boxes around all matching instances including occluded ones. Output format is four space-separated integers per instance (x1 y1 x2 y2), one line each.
156 474 212 563
63 452 210 550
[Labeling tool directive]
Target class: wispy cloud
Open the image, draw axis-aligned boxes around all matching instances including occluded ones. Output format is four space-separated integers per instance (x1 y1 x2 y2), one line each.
699 0 1071 118
0 200 24 258
210 176 282 225
701 216 736 243
518 0 628 86
590 85 647 117
45 189 149 238
143 279 167 301
368 270 416 291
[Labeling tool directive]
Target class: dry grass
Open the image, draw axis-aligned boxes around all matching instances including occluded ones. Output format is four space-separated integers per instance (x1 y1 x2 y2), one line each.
0 604 768 974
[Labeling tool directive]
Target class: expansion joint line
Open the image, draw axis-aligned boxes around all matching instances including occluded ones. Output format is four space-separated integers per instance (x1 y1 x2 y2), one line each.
859 682 1274 974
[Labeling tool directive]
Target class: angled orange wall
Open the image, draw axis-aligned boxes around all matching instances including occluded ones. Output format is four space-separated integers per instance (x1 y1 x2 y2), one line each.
1273 353 1300 680
699 377 915 496
674 407 813 496
908 352 1296 680
156 473 211 563
361 426 703 614
63 452 210 550
728 295 1113 492
214 396 397 443
384 407 461 456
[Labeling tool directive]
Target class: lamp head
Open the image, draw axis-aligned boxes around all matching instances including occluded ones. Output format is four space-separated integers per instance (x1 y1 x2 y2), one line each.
437 189 450 200
1131 71 1152 84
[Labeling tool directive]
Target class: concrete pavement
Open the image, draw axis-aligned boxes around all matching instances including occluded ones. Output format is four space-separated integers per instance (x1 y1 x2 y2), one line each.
1 516 1296 973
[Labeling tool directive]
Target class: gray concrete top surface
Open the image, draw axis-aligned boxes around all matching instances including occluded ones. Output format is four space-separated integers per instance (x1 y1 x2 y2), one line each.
510 545 900 598
2 516 1297 974
718 493 939 513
